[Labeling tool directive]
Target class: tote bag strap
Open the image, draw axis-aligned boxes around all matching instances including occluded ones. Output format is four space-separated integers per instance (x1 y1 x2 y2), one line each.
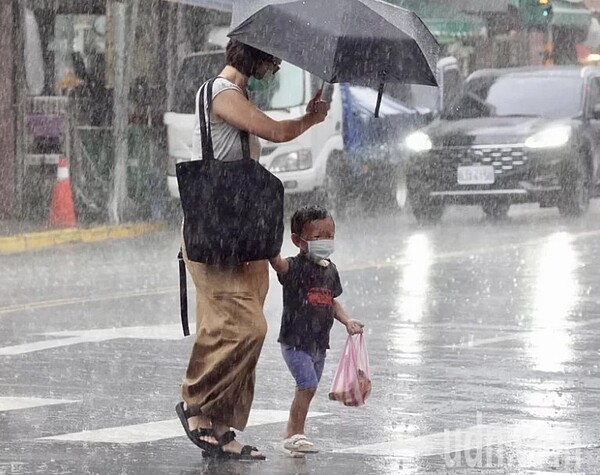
177 248 190 337
240 129 251 159
198 78 216 161
201 76 252 160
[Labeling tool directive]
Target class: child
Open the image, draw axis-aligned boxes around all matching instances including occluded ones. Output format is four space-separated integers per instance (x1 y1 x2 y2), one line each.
269 205 364 455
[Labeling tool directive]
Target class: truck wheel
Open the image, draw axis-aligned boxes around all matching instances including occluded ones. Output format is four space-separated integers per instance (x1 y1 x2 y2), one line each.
408 178 444 224
558 157 591 217
323 160 348 216
482 201 510 220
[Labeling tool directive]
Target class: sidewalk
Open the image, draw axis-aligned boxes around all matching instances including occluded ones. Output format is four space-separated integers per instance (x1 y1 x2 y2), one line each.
0 220 166 255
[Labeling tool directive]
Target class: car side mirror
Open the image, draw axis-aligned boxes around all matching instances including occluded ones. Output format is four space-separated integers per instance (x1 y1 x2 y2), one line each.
593 104 600 120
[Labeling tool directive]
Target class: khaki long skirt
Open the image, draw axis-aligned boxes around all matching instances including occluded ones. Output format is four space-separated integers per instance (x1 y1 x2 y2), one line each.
181 244 269 431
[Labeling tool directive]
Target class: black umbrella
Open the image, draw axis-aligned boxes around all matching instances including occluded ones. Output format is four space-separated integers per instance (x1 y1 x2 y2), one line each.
228 0 440 117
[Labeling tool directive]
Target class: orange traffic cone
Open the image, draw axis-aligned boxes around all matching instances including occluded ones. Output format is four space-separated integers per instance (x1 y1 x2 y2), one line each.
48 157 77 228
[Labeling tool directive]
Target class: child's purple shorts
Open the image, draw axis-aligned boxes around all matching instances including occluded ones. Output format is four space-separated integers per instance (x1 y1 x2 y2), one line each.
281 344 327 390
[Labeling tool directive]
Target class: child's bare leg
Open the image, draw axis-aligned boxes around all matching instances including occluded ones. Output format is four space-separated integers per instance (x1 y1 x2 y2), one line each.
285 387 317 438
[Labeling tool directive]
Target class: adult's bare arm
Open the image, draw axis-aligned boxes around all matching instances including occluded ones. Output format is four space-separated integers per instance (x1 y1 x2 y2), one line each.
212 89 327 143
269 254 290 274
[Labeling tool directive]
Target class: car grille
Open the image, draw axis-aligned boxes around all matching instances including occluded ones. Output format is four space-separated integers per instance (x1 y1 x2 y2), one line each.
433 146 529 175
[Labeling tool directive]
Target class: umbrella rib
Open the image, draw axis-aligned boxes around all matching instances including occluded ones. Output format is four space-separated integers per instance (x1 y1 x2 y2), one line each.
360 1 439 73
331 10 345 82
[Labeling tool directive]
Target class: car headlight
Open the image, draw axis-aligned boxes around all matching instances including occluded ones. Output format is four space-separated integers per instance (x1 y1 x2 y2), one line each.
405 131 433 153
524 125 572 149
268 150 312 173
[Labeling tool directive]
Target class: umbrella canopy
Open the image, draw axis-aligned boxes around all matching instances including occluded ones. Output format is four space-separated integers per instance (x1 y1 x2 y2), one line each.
229 0 440 116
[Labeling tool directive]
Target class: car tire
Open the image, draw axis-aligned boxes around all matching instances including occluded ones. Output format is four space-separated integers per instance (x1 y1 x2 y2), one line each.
408 177 444 224
367 166 409 213
558 157 591 217
394 167 410 212
482 201 510 220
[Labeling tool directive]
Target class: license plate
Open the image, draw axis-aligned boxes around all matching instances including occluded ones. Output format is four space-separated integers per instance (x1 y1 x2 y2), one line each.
457 166 495 185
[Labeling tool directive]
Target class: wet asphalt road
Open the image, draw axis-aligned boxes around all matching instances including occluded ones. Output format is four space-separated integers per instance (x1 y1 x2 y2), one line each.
1 202 600 474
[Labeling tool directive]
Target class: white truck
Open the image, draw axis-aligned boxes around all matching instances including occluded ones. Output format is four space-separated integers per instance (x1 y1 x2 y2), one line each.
164 50 460 213
164 51 343 201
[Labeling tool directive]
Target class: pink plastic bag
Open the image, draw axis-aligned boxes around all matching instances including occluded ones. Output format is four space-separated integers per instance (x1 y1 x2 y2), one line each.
328 334 372 407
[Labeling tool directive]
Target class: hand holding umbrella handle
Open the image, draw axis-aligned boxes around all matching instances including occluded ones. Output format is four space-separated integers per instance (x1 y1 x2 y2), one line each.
306 89 323 114
306 101 328 125
321 81 335 104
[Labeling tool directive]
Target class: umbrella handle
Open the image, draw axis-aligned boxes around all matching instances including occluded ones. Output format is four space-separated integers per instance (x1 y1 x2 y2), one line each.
321 80 334 104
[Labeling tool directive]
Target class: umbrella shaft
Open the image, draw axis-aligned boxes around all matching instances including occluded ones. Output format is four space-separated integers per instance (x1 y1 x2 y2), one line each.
374 81 385 118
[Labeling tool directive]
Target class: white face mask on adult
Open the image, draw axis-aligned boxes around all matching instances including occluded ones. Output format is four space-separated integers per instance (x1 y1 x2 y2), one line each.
305 239 335 261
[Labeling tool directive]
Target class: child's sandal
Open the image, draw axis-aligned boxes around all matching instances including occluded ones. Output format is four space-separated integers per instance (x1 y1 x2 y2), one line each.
283 434 319 453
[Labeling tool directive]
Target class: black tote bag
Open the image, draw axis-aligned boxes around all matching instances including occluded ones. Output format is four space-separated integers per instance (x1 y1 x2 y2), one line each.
176 78 284 265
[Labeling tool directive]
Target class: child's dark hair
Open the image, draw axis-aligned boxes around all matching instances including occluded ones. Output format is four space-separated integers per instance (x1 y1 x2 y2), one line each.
291 205 332 235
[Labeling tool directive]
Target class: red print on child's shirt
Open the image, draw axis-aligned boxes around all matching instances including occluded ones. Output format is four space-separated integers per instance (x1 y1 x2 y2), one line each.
307 288 333 306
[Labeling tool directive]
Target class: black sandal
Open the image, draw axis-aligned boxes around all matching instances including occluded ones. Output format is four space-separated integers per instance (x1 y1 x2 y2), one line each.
175 402 218 453
211 430 266 461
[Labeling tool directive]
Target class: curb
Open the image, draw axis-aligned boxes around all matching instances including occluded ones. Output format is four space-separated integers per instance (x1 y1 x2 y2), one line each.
0 223 166 255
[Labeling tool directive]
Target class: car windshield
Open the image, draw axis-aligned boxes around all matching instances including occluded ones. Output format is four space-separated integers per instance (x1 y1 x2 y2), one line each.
250 62 305 110
444 75 583 120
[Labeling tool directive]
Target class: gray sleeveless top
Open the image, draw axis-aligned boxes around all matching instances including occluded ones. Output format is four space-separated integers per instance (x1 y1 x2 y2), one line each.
191 78 247 162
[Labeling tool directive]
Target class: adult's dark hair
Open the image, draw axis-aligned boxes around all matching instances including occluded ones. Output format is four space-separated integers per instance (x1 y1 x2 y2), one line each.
291 205 332 235
225 39 275 77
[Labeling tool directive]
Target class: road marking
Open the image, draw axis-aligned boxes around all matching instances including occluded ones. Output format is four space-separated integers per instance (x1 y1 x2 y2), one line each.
0 223 165 255
39 410 328 444
337 420 582 457
337 423 516 457
0 287 178 316
0 397 78 412
447 334 523 350
3 227 600 318
447 316 600 349
345 228 600 273
0 336 104 356
0 324 185 356
3 313 600 356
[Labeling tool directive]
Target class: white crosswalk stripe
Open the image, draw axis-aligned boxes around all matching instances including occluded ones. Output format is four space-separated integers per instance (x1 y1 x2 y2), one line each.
39 410 329 444
337 423 517 457
336 420 584 457
3 396 585 462
0 397 79 412
0 324 185 356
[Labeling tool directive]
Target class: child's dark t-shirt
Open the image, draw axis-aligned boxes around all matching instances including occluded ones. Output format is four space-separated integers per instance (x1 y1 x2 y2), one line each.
277 253 343 354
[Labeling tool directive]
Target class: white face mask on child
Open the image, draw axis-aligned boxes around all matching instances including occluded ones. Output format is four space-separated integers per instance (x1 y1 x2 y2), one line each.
306 239 335 261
